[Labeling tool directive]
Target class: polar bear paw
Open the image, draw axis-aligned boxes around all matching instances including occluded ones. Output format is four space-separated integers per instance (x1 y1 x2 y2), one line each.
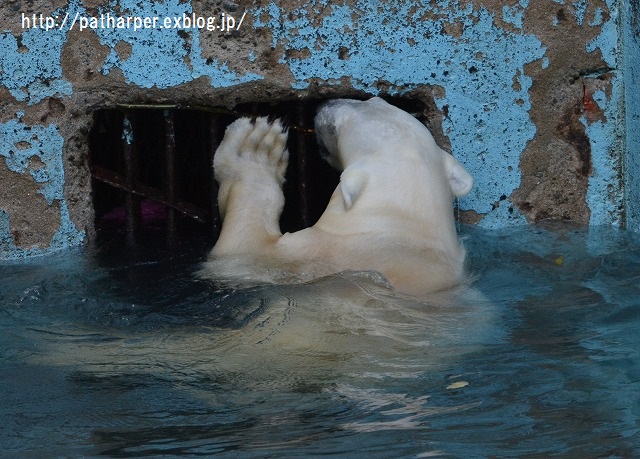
214 117 289 185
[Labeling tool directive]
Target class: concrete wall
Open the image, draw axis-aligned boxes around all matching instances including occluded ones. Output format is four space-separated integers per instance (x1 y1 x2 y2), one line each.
0 0 635 259
622 0 640 231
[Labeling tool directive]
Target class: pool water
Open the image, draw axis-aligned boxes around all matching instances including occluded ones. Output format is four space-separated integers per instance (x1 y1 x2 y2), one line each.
1 224 639 457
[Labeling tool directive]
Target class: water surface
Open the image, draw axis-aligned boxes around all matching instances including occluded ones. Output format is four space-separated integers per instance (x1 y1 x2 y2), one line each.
1 224 639 457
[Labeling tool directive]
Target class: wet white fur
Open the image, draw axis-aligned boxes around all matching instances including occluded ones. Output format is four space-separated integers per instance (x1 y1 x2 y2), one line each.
201 97 473 296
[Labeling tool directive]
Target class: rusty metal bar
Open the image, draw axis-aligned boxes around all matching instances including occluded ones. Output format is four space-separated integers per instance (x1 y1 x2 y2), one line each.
91 166 208 222
94 103 335 243
122 113 140 242
163 110 177 236
296 102 310 228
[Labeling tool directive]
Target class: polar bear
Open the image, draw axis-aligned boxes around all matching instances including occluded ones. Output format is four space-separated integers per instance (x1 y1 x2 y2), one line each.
200 97 473 296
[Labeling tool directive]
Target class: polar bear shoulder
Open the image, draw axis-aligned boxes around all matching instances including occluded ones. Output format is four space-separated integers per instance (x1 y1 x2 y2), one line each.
201 97 473 297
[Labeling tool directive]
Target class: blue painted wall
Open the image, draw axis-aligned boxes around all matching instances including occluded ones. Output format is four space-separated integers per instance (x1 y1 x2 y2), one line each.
255 1 547 228
0 0 636 259
0 115 84 258
622 0 640 231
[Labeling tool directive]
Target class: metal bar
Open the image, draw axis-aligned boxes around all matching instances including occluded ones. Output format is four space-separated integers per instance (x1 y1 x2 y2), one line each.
117 103 179 110
295 102 310 227
163 110 177 236
122 113 140 242
116 103 238 117
91 165 208 222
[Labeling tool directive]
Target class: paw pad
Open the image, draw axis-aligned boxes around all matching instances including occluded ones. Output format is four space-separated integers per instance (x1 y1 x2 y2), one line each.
214 116 289 184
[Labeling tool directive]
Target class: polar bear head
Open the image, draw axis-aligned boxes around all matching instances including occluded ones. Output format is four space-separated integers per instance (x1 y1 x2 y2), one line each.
204 97 475 295
315 97 473 200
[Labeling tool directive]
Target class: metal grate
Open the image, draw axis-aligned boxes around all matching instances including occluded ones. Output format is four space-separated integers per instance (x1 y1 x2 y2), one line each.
89 98 427 244
89 101 339 244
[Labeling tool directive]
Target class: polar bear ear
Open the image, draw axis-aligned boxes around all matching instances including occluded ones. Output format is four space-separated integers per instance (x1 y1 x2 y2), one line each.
444 153 474 197
339 168 368 210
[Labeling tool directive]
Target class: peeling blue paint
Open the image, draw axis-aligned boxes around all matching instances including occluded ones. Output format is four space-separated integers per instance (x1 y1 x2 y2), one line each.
476 202 528 229
573 0 589 26
0 0 636 261
582 90 623 227
0 117 84 259
552 1 604 26
503 0 529 29
621 0 640 231
0 204 84 260
0 25 72 104
95 0 262 88
255 0 545 225
582 0 622 226
589 7 604 26
1 119 66 204
586 1 618 68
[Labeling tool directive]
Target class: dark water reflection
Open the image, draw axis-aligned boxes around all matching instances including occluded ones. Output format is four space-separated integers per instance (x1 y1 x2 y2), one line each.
1 224 639 457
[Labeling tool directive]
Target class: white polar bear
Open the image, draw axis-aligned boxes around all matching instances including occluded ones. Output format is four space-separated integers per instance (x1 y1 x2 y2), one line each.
201 97 473 296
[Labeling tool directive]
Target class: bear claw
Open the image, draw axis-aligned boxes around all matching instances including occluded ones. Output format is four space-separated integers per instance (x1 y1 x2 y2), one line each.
214 116 289 184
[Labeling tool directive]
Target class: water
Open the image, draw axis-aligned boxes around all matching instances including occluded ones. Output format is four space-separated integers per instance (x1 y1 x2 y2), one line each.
1 224 639 458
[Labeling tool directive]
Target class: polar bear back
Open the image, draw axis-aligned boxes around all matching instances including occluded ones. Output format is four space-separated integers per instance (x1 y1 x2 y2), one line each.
204 97 473 297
